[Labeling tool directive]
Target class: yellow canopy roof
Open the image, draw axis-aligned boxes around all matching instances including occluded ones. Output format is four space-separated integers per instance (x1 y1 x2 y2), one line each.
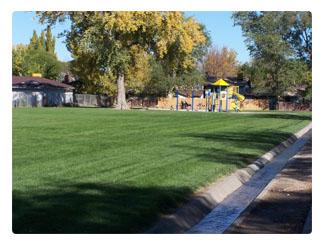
212 79 229 86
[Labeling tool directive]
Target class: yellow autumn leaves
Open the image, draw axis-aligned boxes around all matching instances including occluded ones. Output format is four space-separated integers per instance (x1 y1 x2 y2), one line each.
38 11 209 97
99 12 207 66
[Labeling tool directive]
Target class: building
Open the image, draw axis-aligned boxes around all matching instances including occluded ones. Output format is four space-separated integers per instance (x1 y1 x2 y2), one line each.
12 76 74 107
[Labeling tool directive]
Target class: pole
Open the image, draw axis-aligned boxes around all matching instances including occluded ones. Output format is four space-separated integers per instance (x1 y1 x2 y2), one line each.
192 90 194 112
236 97 238 112
205 91 208 112
211 88 215 112
219 85 222 112
176 89 179 111
226 87 229 112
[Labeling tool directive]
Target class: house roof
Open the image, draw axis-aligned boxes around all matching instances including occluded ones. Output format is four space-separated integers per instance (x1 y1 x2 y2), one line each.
12 76 74 90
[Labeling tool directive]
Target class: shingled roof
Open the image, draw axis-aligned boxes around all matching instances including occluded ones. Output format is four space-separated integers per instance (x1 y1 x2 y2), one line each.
12 76 74 90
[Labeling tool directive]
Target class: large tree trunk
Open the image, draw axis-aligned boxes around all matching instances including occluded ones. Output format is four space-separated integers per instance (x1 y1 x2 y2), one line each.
116 72 129 110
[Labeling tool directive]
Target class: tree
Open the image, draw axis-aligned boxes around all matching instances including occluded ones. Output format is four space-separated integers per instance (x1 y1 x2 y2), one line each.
203 46 238 78
232 11 312 98
69 53 117 95
26 28 56 53
13 44 62 79
13 26 63 79
125 45 151 95
278 59 311 100
174 69 206 90
12 44 28 76
28 30 39 50
142 59 173 97
21 49 62 79
156 14 209 78
45 25 56 54
37 11 208 109
238 58 311 99
284 12 312 67
38 31 46 50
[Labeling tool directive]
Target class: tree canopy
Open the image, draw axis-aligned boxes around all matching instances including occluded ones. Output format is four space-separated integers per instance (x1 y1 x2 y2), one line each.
233 11 312 100
12 27 61 79
37 11 209 109
203 46 238 79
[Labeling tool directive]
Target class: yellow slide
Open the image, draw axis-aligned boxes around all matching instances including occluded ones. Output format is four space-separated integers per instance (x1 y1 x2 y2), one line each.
230 92 245 111
233 92 245 102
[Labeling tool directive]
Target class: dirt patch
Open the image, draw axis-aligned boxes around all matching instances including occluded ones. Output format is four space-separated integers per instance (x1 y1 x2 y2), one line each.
225 140 312 234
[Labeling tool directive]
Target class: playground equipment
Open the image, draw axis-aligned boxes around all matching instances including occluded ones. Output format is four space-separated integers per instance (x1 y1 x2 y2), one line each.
204 79 245 112
174 79 245 112
176 89 199 111
230 91 245 112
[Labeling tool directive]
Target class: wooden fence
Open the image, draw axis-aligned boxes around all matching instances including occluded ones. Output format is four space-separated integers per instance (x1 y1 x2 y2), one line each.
278 101 312 111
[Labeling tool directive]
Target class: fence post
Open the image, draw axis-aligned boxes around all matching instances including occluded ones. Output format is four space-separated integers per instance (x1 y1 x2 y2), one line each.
176 90 179 111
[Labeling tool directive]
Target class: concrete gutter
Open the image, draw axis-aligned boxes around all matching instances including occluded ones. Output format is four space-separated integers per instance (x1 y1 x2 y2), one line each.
302 209 312 234
147 122 312 234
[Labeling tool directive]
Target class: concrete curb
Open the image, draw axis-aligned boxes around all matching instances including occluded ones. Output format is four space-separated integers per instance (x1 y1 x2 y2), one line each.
147 122 312 234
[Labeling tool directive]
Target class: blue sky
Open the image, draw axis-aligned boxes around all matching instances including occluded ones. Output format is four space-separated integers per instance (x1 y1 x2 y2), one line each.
185 11 250 63
12 11 251 63
12 11 73 61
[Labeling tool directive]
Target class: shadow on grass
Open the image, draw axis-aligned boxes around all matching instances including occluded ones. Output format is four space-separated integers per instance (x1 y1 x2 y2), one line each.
177 113 311 167
243 113 312 121
13 113 311 234
172 144 259 169
13 182 192 234
175 130 295 169
182 130 293 150
165 113 311 171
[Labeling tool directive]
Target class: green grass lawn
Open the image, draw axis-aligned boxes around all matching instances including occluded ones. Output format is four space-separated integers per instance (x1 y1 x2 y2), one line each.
12 108 311 233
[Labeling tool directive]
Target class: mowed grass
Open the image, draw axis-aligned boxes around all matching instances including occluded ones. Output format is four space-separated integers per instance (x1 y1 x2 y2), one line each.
12 108 311 233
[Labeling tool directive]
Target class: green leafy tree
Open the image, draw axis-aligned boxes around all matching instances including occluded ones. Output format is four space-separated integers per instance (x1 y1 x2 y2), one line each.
26 27 56 53
13 45 62 79
70 53 117 95
12 44 28 76
38 31 46 50
233 11 312 99
13 27 62 79
233 12 292 96
28 30 39 50
45 25 56 54
142 58 205 97
278 59 311 101
21 49 62 79
238 59 311 99
141 59 173 97
284 12 312 67
174 69 205 90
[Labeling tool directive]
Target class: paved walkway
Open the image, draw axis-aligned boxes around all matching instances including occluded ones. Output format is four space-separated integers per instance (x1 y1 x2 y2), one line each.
188 130 311 234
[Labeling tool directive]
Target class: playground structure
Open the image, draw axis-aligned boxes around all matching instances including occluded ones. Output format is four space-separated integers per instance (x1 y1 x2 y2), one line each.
175 79 245 112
